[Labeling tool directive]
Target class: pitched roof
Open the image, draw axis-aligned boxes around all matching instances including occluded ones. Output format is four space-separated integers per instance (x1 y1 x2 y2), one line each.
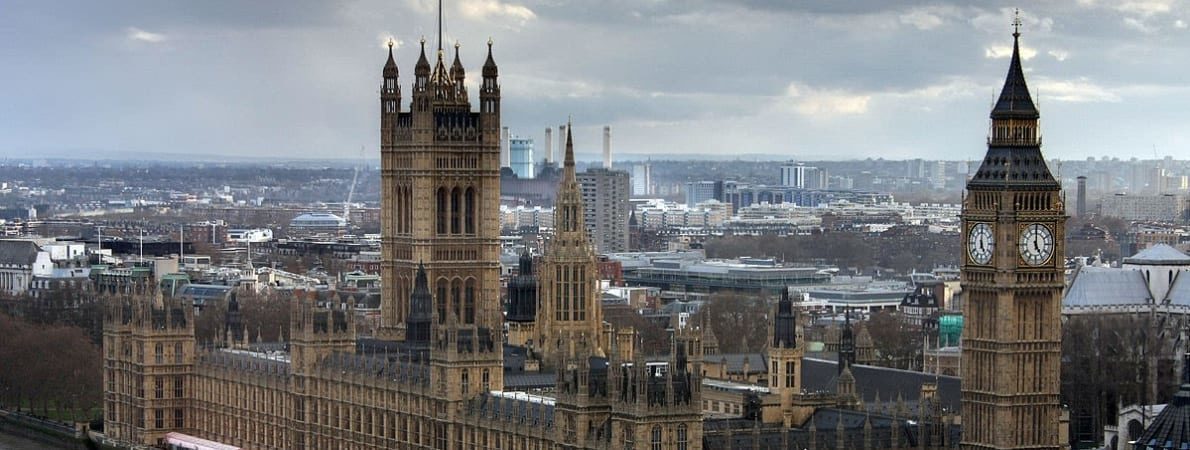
1125 244 1190 266
1134 384 1190 449
0 239 40 266
1063 266 1152 307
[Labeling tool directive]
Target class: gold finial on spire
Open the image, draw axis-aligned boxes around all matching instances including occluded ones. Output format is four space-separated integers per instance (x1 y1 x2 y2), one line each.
1012 8 1022 37
388 39 395 50
454 40 460 50
488 37 494 47
420 35 426 46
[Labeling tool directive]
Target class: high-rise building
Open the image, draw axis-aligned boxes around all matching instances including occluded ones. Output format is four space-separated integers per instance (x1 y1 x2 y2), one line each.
631 163 652 196
685 180 719 207
780 163 828 189
509 135 535 179
960 23 1064 450
578 167 630 254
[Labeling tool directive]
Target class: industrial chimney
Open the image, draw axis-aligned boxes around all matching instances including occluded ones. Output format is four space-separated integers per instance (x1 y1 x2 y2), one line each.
602 126 612 169
501 127 511 168
1076 176 1087 217
544 128 553 164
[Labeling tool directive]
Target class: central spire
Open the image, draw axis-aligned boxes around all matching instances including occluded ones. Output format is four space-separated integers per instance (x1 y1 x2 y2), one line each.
437 0 444 52
992 9 1038 120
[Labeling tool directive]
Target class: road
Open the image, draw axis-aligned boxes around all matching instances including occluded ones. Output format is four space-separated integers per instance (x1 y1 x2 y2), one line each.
0 429 74 449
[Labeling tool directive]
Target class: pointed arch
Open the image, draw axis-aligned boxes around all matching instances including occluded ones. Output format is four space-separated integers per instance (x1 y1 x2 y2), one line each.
451 187 461 234
464 278 476 324
436 187 447 235
436 278 448 324
465 187 476 234
451 278 462 321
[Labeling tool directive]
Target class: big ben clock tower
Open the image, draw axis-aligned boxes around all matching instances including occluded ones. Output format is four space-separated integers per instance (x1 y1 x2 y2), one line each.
960 14 1066 450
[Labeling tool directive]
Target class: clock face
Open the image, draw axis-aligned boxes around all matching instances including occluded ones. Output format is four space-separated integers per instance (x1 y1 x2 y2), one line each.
1018 223 1055 266
967 223 994 265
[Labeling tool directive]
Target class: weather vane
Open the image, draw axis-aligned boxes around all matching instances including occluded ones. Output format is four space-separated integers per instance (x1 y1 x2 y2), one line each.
1012 8 1022 36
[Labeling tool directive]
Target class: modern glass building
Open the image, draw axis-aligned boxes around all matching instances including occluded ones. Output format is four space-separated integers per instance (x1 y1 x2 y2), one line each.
509 136 535 179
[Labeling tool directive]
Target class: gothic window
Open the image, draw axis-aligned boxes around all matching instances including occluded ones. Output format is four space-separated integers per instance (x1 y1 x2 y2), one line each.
155 343 164 364
174 376 183 398
436 280 447 324
174 342 183 364
174 408 184 429
464 279 476 324
155 377 164 398
436 188 447 235
651 426 662 450
155 408 164 429
451 279 462 321
575 268 585 321
677 424 688 450
465 187 476 234
451 187 461 234
461 370 469 395
623 425 634 450
786 361 796 388
482 369 490 390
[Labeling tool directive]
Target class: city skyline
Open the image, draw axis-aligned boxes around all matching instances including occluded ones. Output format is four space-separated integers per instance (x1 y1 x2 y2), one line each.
3 1 1190 161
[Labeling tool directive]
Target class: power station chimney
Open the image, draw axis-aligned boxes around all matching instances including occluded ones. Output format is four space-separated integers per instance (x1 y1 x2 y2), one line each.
1076 176 1087 217
501 127 511 168
544 128 553 164
558 124 566 165
602 125 612 169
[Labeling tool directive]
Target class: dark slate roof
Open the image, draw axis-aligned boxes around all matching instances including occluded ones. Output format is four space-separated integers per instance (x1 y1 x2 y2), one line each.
1169 274 1190 306
1126 244 1190 266
991 33 1038 120
710 353 767 374
802 358 961 413
0 240 39 266
1064 266 1152 307
1133 384 1190 450
504 372 557 390
470 391 555 429
967 146 1058 189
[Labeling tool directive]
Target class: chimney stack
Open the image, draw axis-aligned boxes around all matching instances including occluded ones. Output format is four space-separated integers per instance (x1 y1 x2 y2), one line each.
1076 176 1087 217
558 124 566 164
603 126 612 169
544 128 553 164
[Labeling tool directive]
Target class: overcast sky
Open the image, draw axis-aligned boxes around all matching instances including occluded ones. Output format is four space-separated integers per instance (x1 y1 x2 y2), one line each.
2 0 1188 162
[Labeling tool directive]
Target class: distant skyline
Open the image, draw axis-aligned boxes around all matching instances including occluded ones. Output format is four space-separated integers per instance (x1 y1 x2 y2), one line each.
3 1 1189 161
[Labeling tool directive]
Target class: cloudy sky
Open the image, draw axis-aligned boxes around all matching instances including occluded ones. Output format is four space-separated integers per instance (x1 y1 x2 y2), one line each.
2 0 1189 161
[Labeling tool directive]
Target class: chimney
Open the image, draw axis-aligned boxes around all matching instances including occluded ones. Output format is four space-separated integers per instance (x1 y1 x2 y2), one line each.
1076 176 1087 217
544 128 553 164
558 124 566 163
501 127 511 168
603 125 612 169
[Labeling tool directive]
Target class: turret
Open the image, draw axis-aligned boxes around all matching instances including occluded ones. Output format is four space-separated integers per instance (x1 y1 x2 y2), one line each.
381 40 401 148
480 38 500 128
406 262 433 349
838 309 856 373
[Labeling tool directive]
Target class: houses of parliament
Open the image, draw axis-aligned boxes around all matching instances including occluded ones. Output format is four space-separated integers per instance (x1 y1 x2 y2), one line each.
101 12 1066 450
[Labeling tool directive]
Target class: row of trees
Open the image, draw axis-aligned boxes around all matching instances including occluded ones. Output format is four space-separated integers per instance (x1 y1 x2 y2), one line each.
194 290 293 345
0 311 102 423
704 230 959 275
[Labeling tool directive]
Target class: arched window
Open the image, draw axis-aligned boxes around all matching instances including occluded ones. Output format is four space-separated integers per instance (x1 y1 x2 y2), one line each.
623 425 634 450
465 187 476 234
677 424 688 450
461 369 469 395
451 279 462 322
451 187 461 234
436 279 447 323
650 426 662 450
436 188 447 235
482 369 490 390
464 278 476 324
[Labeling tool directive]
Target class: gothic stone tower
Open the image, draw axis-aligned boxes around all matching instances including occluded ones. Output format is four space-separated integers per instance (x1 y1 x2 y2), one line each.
960 23 1065 450
536 124 605 363
767 289 805 427
103 293 196 446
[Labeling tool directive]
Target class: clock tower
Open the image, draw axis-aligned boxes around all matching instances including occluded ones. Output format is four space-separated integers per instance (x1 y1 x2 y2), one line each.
960 18 1066 450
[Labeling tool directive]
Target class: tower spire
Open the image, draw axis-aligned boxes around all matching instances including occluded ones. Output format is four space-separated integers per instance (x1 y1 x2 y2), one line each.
438 0 444 52
991 9 1037 120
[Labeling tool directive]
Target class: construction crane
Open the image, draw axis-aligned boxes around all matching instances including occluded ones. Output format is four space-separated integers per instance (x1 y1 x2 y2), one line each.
344 145 364 225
